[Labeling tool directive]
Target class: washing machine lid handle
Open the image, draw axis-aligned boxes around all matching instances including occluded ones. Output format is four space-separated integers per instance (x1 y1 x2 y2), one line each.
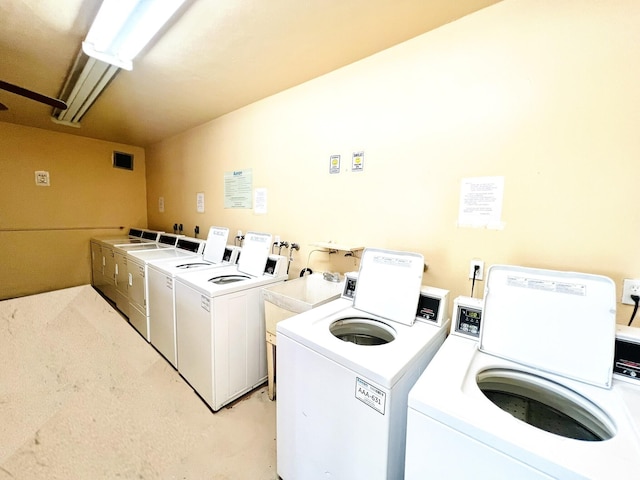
480 265 616 388
353 248 424 325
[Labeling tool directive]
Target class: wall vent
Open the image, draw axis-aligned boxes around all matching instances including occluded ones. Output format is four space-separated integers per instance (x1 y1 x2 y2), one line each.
113 151 134 170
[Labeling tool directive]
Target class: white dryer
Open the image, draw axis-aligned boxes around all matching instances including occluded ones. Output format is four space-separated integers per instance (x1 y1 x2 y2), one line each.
174 232 288 411
112 233 180 314
90 228 146 293
276 248 450 480
93 229 161 301
405 265 640 479
126 236 205 341
146 227 240 367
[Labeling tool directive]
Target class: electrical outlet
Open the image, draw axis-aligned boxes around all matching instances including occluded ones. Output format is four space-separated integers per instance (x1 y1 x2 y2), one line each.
469 260 484 281
622 279 640 305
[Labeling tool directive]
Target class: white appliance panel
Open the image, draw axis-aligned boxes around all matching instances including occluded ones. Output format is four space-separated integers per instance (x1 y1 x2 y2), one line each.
482 265 616 388
277 334 392 479
147 270 177 365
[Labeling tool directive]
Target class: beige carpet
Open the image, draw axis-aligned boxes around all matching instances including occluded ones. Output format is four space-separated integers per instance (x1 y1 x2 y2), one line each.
0 285 277 479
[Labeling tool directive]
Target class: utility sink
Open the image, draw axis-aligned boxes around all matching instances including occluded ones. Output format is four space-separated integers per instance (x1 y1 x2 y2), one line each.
262 272 345 315
261 273 345 400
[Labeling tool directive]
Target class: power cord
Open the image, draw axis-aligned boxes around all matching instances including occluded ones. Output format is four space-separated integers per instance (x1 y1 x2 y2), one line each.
470 264 480 297
629 294 640 326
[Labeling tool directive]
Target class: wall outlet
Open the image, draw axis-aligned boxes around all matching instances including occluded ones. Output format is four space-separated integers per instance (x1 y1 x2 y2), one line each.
622 279 640 305
469 259 484 281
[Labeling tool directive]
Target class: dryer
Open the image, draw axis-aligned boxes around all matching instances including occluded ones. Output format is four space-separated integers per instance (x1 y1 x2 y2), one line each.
126 236 205 341
276 248 450 480
404 265 640 479
111 233 181 315
174 231 288 411
93 229 161 300
146 226 240 367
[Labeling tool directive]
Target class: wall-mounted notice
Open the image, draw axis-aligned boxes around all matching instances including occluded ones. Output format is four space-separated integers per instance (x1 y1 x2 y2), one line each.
254 188 267 214
352 151 364 172
329 155 341 174
457 176 505 229
224 169 253 209
158 196 165 213
196 192 205 213
35 170 50 186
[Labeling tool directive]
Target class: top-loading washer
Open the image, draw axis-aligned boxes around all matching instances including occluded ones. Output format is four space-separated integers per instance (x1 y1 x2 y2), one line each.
92 229 162 300
405 265 640 479
276 248 450 480
111 233 180 314
126 236 206 341
174 231 288 411
146 226 241 367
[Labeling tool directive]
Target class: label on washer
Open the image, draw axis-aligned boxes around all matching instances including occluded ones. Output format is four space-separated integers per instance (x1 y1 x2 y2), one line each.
507 275 586 296
166 276 173 290
355 377 386 415
201 295 210 312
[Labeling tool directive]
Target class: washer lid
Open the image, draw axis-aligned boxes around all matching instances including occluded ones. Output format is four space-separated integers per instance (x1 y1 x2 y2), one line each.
203 226 230 264
353 248 424 325
237 231 272 277
480 265 616 388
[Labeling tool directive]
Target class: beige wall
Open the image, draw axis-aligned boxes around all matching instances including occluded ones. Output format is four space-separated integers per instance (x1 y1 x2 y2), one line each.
146 0 640 324
0 122 147 299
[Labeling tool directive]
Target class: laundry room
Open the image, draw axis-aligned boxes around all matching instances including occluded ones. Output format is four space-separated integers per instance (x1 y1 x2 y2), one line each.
1 0 639 478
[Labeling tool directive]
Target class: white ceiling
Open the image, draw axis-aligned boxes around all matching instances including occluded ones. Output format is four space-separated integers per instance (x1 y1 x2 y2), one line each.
0 0 500 147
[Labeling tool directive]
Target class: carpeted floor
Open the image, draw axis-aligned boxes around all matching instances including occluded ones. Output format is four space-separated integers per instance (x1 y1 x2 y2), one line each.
0 285 277 479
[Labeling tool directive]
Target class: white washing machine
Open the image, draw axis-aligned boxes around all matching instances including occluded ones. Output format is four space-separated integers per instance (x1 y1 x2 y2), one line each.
276 248 450 480
111 233 181 314
126 236 206 341
146 227 241 367
92 229 161 300
613 325 640 453
405 265 640 479
174 231 288 411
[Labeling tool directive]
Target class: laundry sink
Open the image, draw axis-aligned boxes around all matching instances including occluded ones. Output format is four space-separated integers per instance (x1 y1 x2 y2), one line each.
262 273 345 315
262 273 345 400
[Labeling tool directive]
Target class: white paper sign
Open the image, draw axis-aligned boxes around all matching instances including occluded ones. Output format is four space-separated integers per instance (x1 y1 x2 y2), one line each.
457 176 505 229
254 188 267 214
196 192 205 213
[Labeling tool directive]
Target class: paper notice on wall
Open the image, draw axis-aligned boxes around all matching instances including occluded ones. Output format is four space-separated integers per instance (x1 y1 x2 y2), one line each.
224 169 253 208
457 176 505 229
254 188 267 214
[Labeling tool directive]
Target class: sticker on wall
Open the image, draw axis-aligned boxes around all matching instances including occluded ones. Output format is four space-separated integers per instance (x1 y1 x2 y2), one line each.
254 188 267 214
352 151 364 172
196 192 205 213
224 169 253 209
457 176 505 229
158 196 165 213
35 170 50 186
329 154 341 174
355 377 386 415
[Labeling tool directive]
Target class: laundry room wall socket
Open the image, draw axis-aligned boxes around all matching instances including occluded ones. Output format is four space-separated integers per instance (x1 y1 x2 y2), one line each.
469 260 484 281
622 279 640 305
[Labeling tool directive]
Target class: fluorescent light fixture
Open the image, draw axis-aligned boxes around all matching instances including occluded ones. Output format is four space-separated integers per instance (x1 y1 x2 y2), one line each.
52 52 119 126
52 0 185 126
82 0 186 70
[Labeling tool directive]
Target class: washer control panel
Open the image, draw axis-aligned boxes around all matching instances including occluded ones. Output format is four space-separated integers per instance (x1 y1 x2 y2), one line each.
342 272 358 300
451 296 483 339
415 286 449 327
614 325 640 382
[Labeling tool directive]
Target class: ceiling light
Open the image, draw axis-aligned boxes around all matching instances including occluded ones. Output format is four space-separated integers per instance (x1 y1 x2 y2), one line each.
52 0 185 127
83 0 187 71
